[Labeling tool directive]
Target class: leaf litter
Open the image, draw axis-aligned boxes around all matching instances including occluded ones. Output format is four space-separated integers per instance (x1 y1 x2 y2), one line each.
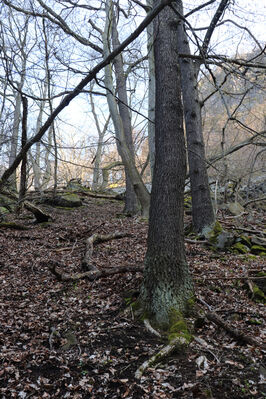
0 197 265 398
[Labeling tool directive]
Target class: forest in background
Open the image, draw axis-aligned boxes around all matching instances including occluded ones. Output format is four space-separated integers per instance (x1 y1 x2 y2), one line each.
0 1 265 194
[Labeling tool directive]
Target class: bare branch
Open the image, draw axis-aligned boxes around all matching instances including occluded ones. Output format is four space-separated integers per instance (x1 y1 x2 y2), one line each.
185 0 216 18
0 0 174 189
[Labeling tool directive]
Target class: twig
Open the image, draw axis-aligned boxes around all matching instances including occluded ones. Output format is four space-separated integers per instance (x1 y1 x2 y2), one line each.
197 297 264 348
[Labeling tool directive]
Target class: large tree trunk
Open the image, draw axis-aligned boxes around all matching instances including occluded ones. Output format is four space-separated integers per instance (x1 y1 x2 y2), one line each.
177 0 215 234
140 1 193 328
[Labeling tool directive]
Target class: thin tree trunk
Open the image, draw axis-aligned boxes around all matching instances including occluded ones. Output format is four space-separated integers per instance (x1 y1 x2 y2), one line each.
111 10 138 215
103 0 150 216
140 1 193 328
90 87 110 191
147 0 156 179
0 0 173 192
176 0 215 234
19 96 28 202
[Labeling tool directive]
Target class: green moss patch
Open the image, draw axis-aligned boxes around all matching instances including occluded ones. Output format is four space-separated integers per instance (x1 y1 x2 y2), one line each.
232 242 250 254
167 309 192 344
251 245 266 255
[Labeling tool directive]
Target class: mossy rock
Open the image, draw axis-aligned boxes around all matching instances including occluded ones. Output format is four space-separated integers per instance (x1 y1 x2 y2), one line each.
227 201 244 216
239 235 251 247
253 284 266 303
61 193 82 207
202 221 223 242
232 242 250 254
204 221 235 250
66 178 89 192
251 245 266 255
42 193 82 208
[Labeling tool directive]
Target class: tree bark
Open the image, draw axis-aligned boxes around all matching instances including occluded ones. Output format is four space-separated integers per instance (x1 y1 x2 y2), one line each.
103 0 150 217
19 96 28 202
176 0 215 234
112 11 138 215
140 1 193 328
147 0 156 179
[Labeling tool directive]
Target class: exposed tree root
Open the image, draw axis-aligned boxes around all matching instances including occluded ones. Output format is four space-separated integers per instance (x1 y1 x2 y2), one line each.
198 297 264 349
81 232 129 271
135 336 187 379
48 261 143 282
143 319 161 338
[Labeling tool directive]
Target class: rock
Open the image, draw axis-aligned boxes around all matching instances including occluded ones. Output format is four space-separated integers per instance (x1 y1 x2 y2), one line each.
251 245 266 255
250 235 266 247
66 178 89 192
232 242 250 254
238 234 251 247
41 193 82 208
60 193 82 207
227 201 244 216
216 231 235 250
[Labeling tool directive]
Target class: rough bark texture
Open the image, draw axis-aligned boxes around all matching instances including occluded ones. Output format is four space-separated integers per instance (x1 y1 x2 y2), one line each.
177 0 215 234
147 0 156 179
140 1 193 328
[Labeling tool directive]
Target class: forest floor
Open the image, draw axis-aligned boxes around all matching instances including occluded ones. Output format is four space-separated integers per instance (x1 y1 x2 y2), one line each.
0 195 265 399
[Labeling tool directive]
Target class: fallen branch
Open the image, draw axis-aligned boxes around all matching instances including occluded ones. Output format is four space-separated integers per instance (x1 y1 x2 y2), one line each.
135 336 188 379
24 200 52 223
243 196 266 207
48 261 143 282
198 297 264 348
222 224 266 236
195 275 266 281
185 238 208 244
0 222 29 230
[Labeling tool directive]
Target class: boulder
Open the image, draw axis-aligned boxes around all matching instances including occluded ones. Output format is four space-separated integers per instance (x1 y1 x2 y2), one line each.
227 201 244 216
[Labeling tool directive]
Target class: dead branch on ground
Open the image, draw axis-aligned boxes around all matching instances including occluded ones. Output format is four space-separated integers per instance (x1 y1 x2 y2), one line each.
48 261 143 282
198 297 264 349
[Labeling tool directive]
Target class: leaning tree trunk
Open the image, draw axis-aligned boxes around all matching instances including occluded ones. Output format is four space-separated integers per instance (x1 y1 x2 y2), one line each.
177 0 215 234
140 1 193 328
111 13 138 215
102 0 150 217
